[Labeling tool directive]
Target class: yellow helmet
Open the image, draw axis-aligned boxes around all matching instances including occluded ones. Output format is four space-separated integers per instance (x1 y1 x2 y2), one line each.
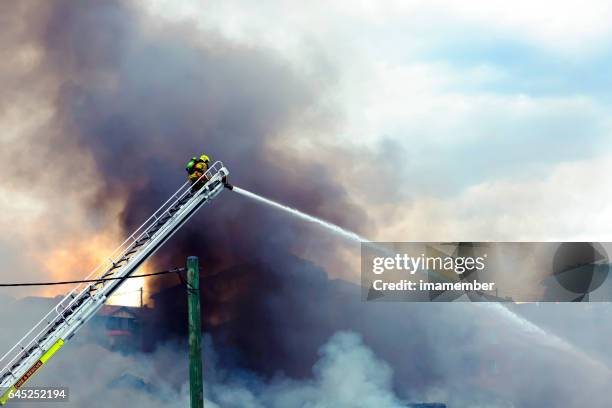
200 154 210 163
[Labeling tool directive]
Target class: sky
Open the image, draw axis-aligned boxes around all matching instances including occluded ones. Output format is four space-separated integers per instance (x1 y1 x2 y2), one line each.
142 0 612 243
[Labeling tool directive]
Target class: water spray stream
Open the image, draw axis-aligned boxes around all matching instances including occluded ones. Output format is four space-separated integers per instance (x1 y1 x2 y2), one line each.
232 186 369 244
487 303 611 373
232 186 612 374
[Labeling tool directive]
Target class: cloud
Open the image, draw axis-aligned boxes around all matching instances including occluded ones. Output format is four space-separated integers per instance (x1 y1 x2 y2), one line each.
145 0 612 203
144 0 612 58
374 154 612 242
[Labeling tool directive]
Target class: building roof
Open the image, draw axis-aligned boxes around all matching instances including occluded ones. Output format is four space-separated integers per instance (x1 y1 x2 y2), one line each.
98 305 142 318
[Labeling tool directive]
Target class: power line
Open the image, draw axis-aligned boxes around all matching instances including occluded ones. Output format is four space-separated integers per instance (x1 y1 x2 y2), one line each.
0 268 186 287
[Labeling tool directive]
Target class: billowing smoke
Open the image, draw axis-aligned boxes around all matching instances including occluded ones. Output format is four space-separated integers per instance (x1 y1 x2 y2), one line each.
1 1 612 407
0 0 365 290
34 0 366 272
17 0 374 381
2 0 381 398
0 290 408 408
2 288 611 407
35 332 407 408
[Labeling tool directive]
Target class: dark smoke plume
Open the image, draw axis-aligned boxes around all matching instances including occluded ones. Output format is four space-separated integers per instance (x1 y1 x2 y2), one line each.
3 0 374 383
15 0 367 275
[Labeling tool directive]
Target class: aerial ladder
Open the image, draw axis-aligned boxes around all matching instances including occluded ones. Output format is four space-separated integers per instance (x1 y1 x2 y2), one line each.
0 161 231 405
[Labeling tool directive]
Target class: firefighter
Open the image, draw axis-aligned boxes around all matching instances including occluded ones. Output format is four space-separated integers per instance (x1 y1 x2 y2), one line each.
186 154 211 185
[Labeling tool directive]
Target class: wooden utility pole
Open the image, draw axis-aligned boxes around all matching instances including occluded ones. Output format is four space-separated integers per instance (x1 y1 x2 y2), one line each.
187 256 203 408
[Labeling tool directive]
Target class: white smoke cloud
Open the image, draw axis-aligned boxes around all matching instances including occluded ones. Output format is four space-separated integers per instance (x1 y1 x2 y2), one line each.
374 154 612 242
29 332 408 408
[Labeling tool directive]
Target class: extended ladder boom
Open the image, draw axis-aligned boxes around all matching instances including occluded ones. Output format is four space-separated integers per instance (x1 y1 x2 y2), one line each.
0 162 229 404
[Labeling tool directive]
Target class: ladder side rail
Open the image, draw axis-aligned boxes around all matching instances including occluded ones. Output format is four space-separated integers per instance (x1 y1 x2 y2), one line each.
0 169 227 388
0 234 155 380
2 231 144 375
2 171 224 381
0 164 224 377
0 234 145 374
25 180 195 349
0 291 107 387
0 179 193 373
